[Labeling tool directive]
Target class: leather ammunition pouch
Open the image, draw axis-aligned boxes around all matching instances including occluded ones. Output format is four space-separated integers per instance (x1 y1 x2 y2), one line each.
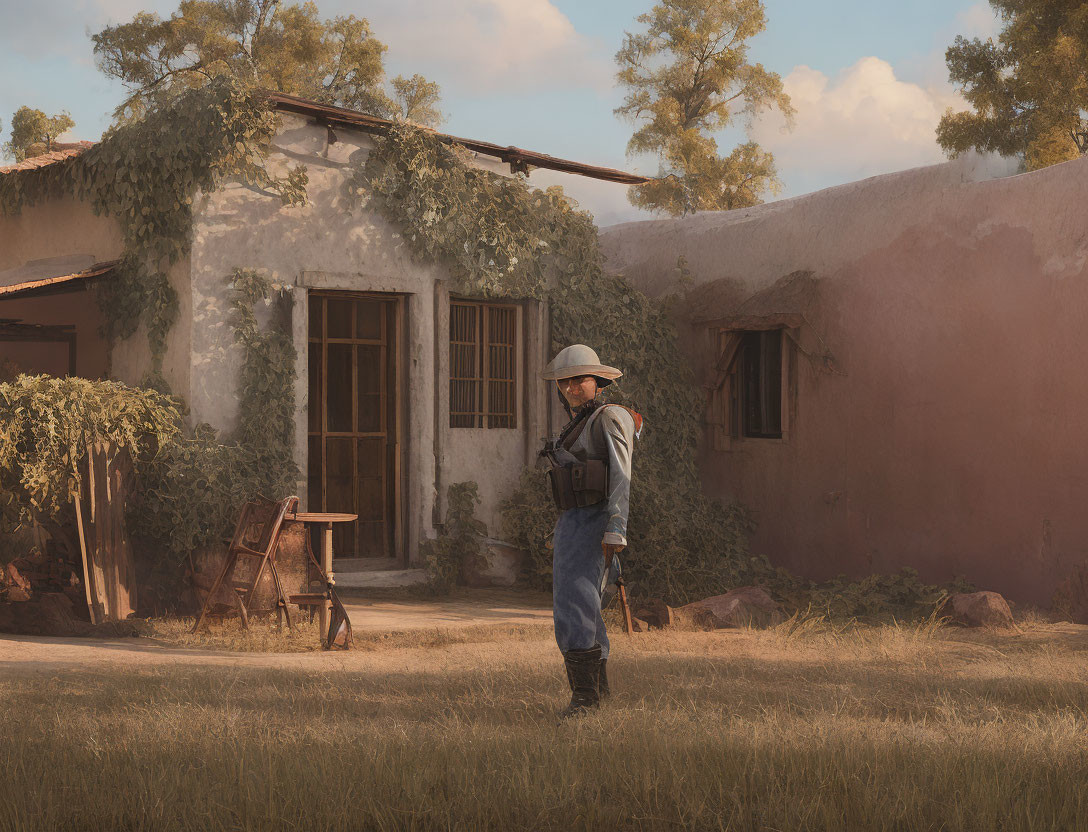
547 459 608 511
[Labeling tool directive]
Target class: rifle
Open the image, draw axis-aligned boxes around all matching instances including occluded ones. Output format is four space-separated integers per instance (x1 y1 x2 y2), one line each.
616 574 634 635
604 545 635 636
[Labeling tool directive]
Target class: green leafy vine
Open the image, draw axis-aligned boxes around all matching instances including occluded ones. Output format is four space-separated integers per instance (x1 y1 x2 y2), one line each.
347 125 769 604
129 270 299 581
347 126 973 615
0 81 305 599
0 375 181 563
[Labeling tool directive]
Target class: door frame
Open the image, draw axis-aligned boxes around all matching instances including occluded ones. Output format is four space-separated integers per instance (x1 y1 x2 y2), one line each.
306 289 407 565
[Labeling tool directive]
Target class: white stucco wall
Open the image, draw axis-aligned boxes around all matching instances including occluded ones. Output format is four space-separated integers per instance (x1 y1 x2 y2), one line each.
0 115 559 565
188 114 551 562
110 257 193 399
437 295 551 532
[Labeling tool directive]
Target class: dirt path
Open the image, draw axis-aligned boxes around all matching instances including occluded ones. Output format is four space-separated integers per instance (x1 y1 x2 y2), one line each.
0 588 554 675
341 591 552 630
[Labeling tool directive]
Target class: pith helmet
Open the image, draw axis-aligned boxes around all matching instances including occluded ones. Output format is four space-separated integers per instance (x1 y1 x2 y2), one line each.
541 344 622 387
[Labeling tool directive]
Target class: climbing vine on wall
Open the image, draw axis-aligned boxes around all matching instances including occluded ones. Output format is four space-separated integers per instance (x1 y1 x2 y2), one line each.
347 125 772 604
421 481 488 596
0 77 308 385
0 278 296 600
0 81 306 595
129 269 299 585
347 127 973 615
229 268 298 461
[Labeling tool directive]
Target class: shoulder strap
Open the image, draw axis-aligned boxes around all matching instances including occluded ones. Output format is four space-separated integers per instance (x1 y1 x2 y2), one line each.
599 404 644 438
560 402 600 450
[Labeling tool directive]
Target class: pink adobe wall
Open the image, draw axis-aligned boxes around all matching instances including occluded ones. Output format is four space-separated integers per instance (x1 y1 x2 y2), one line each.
0 194 121 382
600 155 1088 605
0 290 110 380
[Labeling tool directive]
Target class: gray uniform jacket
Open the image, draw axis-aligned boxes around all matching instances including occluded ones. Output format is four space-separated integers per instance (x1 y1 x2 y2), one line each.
566 404 636 547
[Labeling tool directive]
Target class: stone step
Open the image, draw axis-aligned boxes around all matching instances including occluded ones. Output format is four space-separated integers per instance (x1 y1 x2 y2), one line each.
333 569 428 589
334 557 405 574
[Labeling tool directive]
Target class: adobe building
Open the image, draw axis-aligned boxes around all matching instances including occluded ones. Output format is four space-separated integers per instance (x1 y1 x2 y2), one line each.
0 93 644 570
601 152 1085 605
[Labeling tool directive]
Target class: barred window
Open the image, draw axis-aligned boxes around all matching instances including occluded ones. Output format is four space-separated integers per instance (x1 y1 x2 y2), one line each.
707 327 788 448
450 301 518 428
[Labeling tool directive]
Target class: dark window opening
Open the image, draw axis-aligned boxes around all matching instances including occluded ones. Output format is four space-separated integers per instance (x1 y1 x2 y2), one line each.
734 330 783 439
449 300 518 428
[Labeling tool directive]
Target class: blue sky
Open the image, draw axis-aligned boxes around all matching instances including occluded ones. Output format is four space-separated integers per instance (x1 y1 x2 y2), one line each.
0 0 1001 225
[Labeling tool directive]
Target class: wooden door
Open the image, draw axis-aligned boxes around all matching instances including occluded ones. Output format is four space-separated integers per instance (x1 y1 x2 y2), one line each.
307 292 401 559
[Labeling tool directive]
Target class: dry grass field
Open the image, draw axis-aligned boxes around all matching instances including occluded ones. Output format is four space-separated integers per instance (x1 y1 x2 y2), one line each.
2 615 1088 831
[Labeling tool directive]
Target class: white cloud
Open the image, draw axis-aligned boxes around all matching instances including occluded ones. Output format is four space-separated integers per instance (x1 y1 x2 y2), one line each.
359 0 612 94
952 2 1002 40
751 57 961 197
528 168 643 228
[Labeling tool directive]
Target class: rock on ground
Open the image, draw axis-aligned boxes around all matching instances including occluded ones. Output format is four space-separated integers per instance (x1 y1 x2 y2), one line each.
631 598 674 629
941 591 1015 628
678 587 784 629
1 562 33 602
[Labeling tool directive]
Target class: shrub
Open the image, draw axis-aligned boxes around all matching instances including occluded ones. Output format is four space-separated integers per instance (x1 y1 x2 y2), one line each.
0 375 181 561
421 482 487 596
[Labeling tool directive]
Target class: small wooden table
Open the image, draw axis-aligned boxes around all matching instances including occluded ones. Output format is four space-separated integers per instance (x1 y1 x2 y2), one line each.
285 512 357 640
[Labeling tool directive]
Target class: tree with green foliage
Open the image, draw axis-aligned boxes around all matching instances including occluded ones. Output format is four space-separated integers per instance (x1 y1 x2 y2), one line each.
392 74 444 127
615 0 793 216
3 107 75 162
92 0 440 122
938 0 1088 170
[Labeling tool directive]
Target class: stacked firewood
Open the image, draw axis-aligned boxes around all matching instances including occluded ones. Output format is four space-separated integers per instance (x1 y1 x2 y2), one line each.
1 553 82 605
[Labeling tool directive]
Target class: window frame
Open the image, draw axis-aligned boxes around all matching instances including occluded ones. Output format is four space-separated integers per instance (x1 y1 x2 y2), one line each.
448 299 520 429
707 326 792 449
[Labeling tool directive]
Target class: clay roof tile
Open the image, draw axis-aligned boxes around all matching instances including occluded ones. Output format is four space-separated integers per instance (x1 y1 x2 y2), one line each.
0 141 94 175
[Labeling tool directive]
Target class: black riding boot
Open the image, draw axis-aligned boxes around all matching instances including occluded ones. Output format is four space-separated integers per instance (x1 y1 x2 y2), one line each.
559 645 601 718
567 656 610 700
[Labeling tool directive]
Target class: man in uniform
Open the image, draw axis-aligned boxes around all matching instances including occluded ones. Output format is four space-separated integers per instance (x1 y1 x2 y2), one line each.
540 344 641 718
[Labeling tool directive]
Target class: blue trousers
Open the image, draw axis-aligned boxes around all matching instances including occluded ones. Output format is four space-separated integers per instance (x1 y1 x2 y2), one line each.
552 503 621 659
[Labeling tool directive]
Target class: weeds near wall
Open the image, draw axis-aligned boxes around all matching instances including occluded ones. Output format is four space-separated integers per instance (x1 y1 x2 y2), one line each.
421 482 487 596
